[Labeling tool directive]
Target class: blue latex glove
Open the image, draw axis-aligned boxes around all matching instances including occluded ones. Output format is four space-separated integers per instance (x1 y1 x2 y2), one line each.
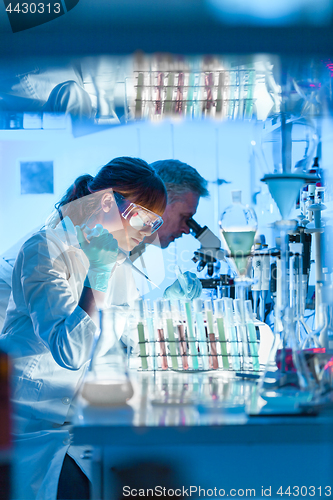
75 224 119 292
163 271 202 301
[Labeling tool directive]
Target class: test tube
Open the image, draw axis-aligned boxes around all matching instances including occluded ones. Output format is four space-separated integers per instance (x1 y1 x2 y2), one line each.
215 299 230 370
145 300 158 371
164 300 179 370
173 301 189 370
223 298 241 371
186 71 195 117
244 69 255 119
135 73 144 119
215 71 224 116
193 298 209 370
154 299 168 370
135 299 148 370
234 298 251 371
205 300 219 370
184 301 199 370
244 300 260 372
164 71 174 114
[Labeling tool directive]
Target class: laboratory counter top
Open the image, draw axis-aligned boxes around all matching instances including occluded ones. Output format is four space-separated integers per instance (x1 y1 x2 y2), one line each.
72 370 333 447
72 371 333 499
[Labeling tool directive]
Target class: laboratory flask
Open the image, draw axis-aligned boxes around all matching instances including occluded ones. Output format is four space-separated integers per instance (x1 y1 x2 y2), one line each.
259 303 316 393
80 307 134 406
219 190 257 279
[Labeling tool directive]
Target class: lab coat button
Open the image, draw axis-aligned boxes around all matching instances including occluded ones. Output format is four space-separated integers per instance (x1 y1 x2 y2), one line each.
62 397 71 405
62 438 71 445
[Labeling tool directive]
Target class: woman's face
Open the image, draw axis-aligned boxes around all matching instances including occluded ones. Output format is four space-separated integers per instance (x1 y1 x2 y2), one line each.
89 193 153 252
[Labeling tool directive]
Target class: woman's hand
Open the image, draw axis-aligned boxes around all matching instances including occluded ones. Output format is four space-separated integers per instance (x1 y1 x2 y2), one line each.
76 224 119 292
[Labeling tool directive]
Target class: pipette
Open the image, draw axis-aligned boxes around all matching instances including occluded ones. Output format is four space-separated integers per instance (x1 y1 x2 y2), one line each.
119 250 160 289
174 265 189 297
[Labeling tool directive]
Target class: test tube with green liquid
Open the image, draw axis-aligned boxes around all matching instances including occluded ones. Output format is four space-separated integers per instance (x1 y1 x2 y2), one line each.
204 300 219 370
244 69 255 119
193 298 209 370
135 73 144 119
164 299 179 370
184 301 199 370
164 72 174 114
145 299 157 371
245 300 260 371
215 299 230 370
135 299 148 370
223 298 241 371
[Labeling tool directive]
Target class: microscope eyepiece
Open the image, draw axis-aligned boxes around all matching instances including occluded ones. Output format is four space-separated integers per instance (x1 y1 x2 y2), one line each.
187 218 206 238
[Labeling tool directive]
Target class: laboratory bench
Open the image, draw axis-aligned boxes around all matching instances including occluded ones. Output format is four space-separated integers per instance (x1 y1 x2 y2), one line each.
72 371 333 500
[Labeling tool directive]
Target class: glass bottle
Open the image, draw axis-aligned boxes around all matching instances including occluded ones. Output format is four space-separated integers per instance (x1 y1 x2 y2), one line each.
80 308 134 406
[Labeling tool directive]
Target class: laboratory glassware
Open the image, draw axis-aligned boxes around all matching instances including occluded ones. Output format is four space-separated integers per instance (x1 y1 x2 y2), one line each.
163 299 179 370
80 308 134 406
260 171 318 391
154 299 168 370
219 190 258 288
204 300 219 370
214 299 230 370
193 298 210 370
134 299 149 370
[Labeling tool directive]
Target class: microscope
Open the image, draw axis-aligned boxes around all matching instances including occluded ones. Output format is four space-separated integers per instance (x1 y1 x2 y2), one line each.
186 218 234 295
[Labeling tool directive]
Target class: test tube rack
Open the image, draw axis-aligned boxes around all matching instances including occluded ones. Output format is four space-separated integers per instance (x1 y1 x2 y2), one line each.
133 298 261 374
126 68 256 121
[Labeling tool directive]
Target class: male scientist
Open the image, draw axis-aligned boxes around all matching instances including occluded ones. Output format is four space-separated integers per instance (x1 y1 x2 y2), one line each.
129 159 209 300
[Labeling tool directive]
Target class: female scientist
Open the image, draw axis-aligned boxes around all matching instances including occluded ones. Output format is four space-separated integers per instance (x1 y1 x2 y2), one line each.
0 156 167 500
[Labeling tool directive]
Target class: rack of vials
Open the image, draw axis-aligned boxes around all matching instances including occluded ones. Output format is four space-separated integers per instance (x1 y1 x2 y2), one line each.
133 298 260 373
127 69 256 121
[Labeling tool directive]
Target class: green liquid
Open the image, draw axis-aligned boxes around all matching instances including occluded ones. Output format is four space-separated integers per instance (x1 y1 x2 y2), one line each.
223 230 256 275
216 317 229 370
247 322 260 371
137 322 148 370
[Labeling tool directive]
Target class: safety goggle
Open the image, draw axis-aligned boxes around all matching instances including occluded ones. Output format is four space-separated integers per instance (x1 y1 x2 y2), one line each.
114 192 164 235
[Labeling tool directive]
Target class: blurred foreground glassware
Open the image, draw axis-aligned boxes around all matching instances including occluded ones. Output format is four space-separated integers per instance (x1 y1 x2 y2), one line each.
80 308 134 406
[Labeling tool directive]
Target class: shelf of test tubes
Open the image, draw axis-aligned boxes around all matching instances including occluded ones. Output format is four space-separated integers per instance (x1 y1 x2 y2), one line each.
127 69 256 121
133 298 260 373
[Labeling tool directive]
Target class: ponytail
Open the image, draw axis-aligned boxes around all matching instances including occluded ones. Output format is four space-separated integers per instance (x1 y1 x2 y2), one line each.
56 174 94 208
46 174 94 228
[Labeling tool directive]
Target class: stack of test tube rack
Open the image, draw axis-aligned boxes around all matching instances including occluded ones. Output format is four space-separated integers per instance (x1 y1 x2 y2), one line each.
128 69 256 121
134 298 260 373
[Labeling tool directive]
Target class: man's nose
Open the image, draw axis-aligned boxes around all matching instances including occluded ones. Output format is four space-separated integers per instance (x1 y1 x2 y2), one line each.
182 222 191 235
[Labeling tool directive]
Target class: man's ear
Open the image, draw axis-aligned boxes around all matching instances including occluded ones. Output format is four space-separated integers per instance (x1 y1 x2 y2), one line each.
101 193 114 213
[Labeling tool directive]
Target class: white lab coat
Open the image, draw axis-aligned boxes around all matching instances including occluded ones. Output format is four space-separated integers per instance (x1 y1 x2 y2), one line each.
0 217 140 500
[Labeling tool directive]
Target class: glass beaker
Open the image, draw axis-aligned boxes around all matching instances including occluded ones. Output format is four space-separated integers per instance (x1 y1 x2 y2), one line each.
80 308 134 406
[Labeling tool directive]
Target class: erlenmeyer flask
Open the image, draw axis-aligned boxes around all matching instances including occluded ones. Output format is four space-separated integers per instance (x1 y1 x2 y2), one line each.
219 190 258 279
80 307 134 406
259 303 316 393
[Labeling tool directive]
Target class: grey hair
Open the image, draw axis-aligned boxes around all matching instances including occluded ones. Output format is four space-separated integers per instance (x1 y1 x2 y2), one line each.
151 159 209 204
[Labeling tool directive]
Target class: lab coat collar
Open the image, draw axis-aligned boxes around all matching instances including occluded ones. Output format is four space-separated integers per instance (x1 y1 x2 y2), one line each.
54 216 79 248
